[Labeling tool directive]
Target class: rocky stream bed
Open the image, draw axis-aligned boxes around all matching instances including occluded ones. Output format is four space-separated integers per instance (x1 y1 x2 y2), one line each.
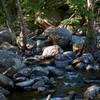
0 26 100 100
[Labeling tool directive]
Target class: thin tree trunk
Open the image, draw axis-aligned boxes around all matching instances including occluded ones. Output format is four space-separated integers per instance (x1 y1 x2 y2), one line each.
85 0 96 53
16 0 26 51
0 0 14 32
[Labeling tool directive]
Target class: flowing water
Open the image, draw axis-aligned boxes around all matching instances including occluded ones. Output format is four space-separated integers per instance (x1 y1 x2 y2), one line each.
7 71 100 100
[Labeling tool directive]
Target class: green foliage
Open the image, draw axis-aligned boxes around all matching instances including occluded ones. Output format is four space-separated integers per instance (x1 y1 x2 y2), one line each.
61 17 80 26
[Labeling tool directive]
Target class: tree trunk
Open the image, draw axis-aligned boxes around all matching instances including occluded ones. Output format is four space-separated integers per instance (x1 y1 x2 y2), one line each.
85 0 96 53
0 0 14 32
16 0 26 51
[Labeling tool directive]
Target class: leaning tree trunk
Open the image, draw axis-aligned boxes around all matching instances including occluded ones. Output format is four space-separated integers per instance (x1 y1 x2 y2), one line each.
85 0 96 53
16 0 27 51
0 0 14 32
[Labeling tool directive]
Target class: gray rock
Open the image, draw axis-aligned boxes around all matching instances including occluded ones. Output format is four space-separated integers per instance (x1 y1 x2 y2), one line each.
55 60 69 68
75 63 87 70
14 76 27 82
16 79 34 87
32 66 49 76
0 50 24 76
73 53 94 64
84 85 100 100
46 66 63 76
32 80 45 90
18 67 32 77
0 87 10 95
42 45 63 57
43 27 71 47
0 29 16 44
0 93 8 100
72 35 86 53
0 73 14 88
55 52 73 68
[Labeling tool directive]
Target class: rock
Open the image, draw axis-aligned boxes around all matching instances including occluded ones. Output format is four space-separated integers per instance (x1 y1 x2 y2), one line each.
65 65 74 71
46 66 63 76
32 66 49 76
72 35 86 53
43 26 71 47
0 73 14 88
0 29 16 44
55 51 73 68
0 42 18 51
18 67 32 77
93 51 100 62
73 53 94 64
42 45 63 57
84 85 100 100
0 87 10 95
75 62 87 70
0 93 8 100
32 80 45 90
0 50 24 76
14 76 27 82
16 79 34 87
23 86 32 91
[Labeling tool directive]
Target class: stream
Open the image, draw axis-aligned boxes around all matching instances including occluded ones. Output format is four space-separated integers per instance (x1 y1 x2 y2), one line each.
7 70 100 100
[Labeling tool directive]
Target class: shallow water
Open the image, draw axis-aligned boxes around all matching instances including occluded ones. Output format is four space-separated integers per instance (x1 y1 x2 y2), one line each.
7 71 100 100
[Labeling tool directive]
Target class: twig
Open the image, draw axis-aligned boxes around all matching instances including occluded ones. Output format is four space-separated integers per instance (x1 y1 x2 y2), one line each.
46 94 51 100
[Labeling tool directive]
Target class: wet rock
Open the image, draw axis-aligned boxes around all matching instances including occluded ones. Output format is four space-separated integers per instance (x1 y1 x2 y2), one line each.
73 53 94 64
0 93 8 100
14 76 27 82
0 87 10 95
16 79 34 87
55 51 73 68
75 62 87 70
86 64 95 71
37 87 46 92
84 85 100 100
42 45 63 57
93 51 100 62
32 80 45 90
32 66 49 76
43 26 71 47
46 66 63 76
0 50 24 76
65 65 74 71
23 86 32 91
18 67 32 77
0 73 14 88
0 29 16 45
72 35 86 53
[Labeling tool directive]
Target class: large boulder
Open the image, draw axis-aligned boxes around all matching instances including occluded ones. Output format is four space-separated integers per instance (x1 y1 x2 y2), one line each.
43 26 71 47
0 73 14 88
0 30 16 44
0 50 24 76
